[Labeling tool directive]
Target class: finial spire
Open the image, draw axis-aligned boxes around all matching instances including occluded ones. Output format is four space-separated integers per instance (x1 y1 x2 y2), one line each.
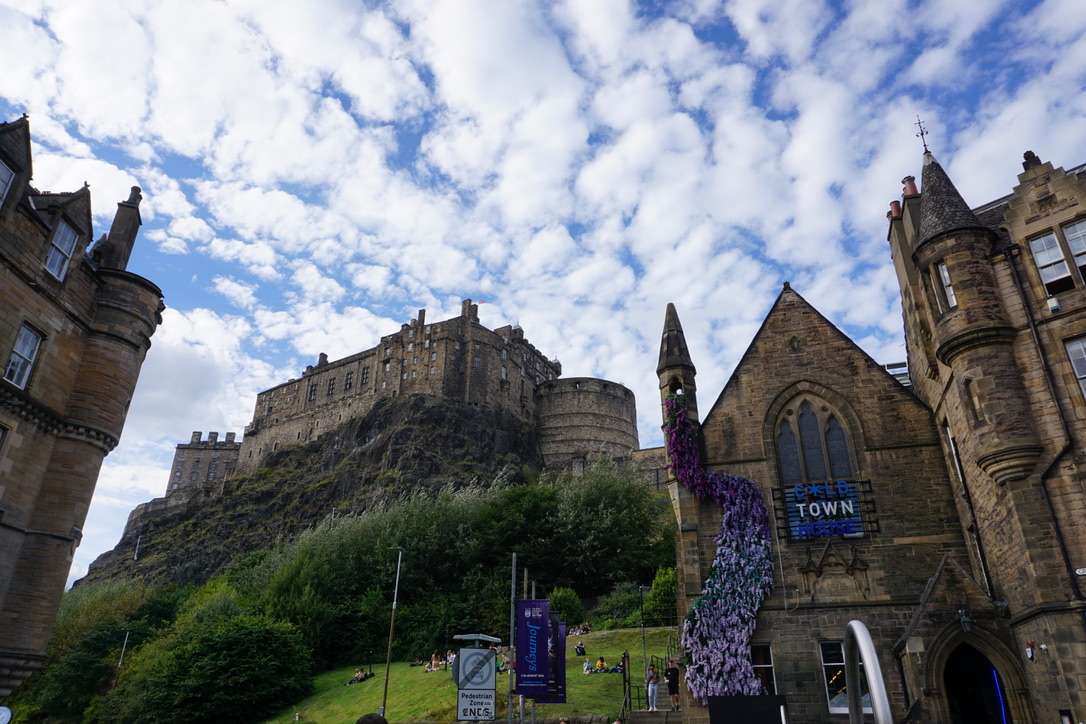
658 303 695 375
914 115 930 153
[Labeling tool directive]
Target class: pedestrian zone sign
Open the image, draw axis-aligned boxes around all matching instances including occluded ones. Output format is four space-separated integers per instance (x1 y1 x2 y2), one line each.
457 647 496 721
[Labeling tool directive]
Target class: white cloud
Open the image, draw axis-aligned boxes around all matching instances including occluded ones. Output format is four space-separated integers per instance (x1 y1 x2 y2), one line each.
212 275 259 309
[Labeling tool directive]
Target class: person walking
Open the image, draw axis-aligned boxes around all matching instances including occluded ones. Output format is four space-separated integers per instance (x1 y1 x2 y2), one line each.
645 663 660 711
665 659 681 710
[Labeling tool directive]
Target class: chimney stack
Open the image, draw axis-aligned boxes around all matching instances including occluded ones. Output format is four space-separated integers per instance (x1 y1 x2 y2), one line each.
902 176 918 196
888 200 902 219
318 352 328 367
190 431 202 444
96 186 143 270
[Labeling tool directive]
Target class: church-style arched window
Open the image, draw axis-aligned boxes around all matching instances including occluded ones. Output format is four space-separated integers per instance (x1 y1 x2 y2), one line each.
776 398 855 483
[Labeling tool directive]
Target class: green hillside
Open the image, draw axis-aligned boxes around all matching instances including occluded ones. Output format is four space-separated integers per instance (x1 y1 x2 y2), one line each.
268 628 676 723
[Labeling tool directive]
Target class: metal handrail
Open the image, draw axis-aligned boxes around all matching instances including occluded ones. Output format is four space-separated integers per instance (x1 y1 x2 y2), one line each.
844 620 894 724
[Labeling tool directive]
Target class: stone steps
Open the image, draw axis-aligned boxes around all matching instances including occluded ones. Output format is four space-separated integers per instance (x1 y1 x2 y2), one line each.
0 650 46 697
628 709 680 724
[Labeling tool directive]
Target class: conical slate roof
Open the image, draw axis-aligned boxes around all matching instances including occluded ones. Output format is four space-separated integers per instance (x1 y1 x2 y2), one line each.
657 303 695 374
917 151 986 246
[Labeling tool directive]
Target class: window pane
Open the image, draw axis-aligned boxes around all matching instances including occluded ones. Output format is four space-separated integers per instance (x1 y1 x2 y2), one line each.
14 326 41 359
0 160 13 203
799 402 827 480
820 641 845 664
777 422 802 485
1030 233 1064 266
45 247 68 278
1064 219 1086 254
1039 261 1071 284
751 644 773 666
54 221 78 254
825 416 852 478
1066 338 1086 386
754 666 775 696
3 356 30 387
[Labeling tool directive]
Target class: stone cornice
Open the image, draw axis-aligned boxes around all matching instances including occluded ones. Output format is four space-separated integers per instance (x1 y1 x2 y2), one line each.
935 324 1017 365
0 382 118 453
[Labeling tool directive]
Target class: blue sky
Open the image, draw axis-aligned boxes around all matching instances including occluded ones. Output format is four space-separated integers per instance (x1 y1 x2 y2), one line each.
2 0 1085 584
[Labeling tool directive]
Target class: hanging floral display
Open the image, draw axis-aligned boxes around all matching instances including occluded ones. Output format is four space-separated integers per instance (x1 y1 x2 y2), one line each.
663 395 774 703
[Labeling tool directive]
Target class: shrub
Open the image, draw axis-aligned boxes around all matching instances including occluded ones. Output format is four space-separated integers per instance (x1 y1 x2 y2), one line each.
589 582 643 630
548 586 585 625
91 614 311 723
643 567 678 627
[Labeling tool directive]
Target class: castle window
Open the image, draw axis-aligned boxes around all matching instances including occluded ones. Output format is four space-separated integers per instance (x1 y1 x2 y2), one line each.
408 342 414 352
1064 337 1086 400
501 349 508 361
327 378 335 396
384 362 390 372
1063 219 1086 279
430 366 435 375
936 262 957 309
360 367 369 385
3 324 42 390
1030 232 1075 295
431 351 437 361
409 329 415 339
307 383 317 402
501 366 507 381
45 220 78 281
0 159 14 206
751 644 776 695
411 370 417 378
207 458 218 480
424 339 430 348
344 371 353 391
820 641 871 715
962 378 986 424
474 356 481 369
190 459 201 482
776 399 854 485
402 371 407 379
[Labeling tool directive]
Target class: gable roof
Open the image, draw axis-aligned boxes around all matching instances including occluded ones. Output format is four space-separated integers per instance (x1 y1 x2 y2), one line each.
702 282 922 428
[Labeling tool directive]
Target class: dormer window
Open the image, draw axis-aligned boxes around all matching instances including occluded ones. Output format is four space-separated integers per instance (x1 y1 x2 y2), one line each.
45 220 78 281
0 159 14 206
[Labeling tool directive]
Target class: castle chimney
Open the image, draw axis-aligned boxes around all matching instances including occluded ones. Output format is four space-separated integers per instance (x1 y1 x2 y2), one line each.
318 352 328 367
225 432 236 444
902 176 918 196
190 431 202 444
889 200 902 219
461 299 473 318
208 432 219 444
96 186 143 270
417 308 426 329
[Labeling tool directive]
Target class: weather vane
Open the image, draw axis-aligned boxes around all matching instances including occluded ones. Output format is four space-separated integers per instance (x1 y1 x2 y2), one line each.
915 115 930 152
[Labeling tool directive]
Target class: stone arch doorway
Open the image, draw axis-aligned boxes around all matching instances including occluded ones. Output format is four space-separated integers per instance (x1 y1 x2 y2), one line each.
943 643 1013 724
925 625 1034 723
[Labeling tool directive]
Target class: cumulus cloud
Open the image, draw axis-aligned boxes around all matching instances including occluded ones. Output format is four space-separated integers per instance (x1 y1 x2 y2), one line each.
7 0 1086 578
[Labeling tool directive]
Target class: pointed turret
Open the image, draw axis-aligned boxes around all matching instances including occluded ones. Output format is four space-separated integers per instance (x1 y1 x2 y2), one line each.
916 151 986 247
657 302 698 422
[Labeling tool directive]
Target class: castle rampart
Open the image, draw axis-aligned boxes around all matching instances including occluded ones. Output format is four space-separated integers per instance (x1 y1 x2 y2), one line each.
535 377 639 472
166 431 241 495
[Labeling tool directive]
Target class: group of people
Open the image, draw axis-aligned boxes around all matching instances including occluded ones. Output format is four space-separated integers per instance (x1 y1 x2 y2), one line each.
345 667 374 686
644 660 681 712
582 655 623 674
566 622 591 637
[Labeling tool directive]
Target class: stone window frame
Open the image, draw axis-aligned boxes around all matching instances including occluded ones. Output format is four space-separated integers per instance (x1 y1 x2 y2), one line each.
3 322 44 391
1025 219 1086 297
360 366 370 385
306 382 318 402
960 376 987 427
344 370 353 391
774 395 858 486
1063 336 1086 401
925 259 956 316
819 640 871 715
44 218 79 282
327 377 335 397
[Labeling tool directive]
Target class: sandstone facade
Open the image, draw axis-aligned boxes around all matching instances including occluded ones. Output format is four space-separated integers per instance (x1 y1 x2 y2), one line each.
660 148 1086 724
0 117 162 695
165 430 240 495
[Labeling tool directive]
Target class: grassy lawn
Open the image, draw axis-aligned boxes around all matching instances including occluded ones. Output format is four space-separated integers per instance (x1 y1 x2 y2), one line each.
266 627 676 723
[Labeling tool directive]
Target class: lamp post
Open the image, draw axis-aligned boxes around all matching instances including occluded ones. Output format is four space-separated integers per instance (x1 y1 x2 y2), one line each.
379 548 403 718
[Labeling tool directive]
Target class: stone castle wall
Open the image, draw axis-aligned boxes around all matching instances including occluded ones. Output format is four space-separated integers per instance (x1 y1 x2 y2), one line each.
237 300 562 470
535 377 639 472
166 431 241 495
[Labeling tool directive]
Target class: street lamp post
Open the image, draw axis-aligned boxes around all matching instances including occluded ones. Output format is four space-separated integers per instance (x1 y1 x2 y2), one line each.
639 585 648 680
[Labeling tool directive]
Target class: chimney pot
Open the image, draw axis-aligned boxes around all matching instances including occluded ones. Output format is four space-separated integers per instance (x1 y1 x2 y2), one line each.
902 176 918 196
890 200 902 219
318 352 328 366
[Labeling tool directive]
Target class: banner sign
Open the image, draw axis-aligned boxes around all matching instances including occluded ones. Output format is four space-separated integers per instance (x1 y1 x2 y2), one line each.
515 600 550 695
784 480 864 540
533 619 566 703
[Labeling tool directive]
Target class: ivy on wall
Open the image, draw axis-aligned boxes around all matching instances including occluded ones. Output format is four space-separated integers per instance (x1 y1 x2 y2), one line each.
663 395 774 703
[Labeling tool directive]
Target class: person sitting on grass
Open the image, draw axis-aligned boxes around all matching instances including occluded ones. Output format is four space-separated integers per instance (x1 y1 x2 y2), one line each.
594 656 607 672
583 658 593 674
346 668 370 685
575 640 586 657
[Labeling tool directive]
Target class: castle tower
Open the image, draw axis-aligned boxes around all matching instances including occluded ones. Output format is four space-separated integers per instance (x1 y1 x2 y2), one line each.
897 152 1042 484
0 116 162 693
657 302 698 422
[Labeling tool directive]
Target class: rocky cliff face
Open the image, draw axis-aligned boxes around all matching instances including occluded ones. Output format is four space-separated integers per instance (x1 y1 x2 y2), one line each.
81 394 541 586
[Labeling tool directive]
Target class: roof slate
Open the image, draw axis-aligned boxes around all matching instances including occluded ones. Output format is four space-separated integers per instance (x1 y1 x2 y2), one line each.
917 152 987 246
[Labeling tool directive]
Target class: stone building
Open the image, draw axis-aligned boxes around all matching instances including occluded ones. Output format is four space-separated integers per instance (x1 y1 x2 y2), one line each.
662 147 1086 724
165 431 241 495
0 117 162 694
237 299 644 476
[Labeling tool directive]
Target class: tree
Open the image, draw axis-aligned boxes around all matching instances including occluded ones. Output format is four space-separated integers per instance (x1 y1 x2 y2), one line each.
548 586 585 625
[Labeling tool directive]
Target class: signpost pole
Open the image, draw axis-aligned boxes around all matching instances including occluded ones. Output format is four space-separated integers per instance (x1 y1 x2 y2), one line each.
519 568 527 724
508 553 516 724
379 548 403 718
639 585 648 680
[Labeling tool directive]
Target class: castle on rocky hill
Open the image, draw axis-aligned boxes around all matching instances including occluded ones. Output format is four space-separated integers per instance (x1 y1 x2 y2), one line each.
155 298 662 506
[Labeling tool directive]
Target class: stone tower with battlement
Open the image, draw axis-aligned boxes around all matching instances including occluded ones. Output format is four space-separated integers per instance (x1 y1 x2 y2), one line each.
165 431 241 496
0 117 162 694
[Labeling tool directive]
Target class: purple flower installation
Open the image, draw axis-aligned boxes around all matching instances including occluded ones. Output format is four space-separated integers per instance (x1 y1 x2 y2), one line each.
664 396 774 703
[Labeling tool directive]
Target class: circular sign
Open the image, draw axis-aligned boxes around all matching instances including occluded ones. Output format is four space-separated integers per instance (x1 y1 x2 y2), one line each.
459 648 495 690
0 706 12 724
